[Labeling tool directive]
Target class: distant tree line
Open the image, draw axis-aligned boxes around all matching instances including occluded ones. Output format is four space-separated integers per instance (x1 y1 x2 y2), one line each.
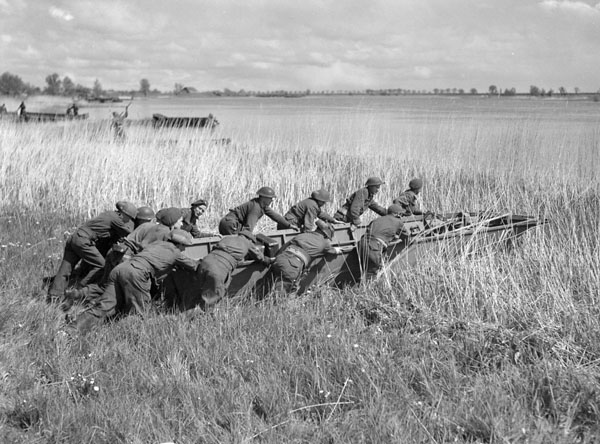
1 71 597 99
0 71 156 98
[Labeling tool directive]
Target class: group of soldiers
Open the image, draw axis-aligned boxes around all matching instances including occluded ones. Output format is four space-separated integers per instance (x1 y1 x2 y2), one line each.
46 177 424 333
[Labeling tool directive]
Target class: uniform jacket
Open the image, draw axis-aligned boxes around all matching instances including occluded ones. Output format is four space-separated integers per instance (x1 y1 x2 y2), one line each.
80 211 133 241
212 235 265 265
336 187 386 225
393 190 422 215
226 198 291 232
129 241 197 277
123 222 170 253
362 214 407 246
284 198 336 231
286 231 338 262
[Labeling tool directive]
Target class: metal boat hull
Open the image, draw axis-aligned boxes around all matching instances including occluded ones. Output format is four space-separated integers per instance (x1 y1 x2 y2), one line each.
165 213 546 309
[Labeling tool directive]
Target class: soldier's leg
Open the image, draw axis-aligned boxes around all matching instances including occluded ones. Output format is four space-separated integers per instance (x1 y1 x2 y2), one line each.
70 233 105 287
47 241 80 301
120 264 152 315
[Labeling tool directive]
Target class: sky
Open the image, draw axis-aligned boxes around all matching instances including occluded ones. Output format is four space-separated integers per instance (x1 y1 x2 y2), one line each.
1 0 600 93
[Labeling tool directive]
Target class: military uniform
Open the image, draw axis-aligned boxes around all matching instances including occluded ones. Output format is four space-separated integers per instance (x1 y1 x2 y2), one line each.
87 241 197 318
181 208 213 238
269 231 338 292
65 221 169 306
197 235 266 306
393 190 422 216
279 198 336 231
219 198 291 235
357 214 407 279
48 211 133 299
334 187 386 225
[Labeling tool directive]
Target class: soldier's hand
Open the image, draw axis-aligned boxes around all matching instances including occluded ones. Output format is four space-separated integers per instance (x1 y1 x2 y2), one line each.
289 223 300 231
350 224 357 232
334 247 343 255
333 219 345 224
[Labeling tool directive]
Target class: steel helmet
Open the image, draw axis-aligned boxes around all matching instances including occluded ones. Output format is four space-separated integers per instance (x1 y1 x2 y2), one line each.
408 178 423 191
169 229 193 246
365 177 385 187
311 189 331 202
116 201 138 219
256 186 277 198
387 204 404 215
136 206 155 221
315 220 335 239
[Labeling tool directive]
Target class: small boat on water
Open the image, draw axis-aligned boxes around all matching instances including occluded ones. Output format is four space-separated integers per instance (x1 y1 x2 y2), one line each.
165 212 547 309
151 113 219 129
0 111 89 122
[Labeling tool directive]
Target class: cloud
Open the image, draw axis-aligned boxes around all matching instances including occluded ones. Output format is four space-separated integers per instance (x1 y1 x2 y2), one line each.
414 66 433 79
539 0 600 16
49 6 74 21
1 34 12 43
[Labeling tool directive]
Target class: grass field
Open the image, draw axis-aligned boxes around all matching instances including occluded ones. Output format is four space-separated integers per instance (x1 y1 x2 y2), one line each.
1 100 599 443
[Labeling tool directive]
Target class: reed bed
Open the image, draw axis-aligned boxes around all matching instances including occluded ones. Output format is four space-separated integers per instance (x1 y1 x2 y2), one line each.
0 108 599 443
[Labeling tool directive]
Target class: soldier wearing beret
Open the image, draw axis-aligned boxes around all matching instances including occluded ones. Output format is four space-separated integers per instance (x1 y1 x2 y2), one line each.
47 201 137 303
393 178 424 216
334 177 387 228
181 199 217 238
62 206 183 310
76 230 198 333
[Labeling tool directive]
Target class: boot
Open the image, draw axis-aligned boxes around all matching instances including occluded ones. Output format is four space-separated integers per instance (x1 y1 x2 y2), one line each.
76 312 101 335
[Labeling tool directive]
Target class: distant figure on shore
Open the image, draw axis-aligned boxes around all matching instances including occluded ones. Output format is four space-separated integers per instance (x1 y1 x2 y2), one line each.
112 102 131 141
66 103 79 116
0 103 7 114
16 101 27 120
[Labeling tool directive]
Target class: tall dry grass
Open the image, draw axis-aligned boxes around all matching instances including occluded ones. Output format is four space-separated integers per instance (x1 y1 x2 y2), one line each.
1 105 599 443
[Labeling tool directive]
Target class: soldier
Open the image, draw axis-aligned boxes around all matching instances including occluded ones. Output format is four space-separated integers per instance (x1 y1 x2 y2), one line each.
47 201 137 302
76 229 198 333
134 205 155 228
218 187 296 235
62 207 182 309
181 199 218 238
393 178 424 216
267 220 344 294
357 204 409 280
278 189 340 231
196 230 272 308
334 177 387 228
111 102 130 141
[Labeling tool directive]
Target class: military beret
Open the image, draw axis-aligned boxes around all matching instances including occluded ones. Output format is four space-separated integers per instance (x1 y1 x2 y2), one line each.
191 199 208 208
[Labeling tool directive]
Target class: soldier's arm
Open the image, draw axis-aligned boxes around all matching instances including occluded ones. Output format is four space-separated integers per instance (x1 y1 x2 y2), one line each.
265 206 292 229
111 218 133 238
369 200 387 217
348 189 366 225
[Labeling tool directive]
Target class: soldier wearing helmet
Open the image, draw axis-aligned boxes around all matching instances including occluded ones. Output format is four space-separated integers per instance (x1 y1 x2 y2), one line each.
191 230 271 309
265 220 344 294
76 229 198 332
393 178 424 216
181 198 218 238
47 200 137 303
135 206 155 228
357 204 409 280
333 177 387 228
218 186 295 235
279 188 341 231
